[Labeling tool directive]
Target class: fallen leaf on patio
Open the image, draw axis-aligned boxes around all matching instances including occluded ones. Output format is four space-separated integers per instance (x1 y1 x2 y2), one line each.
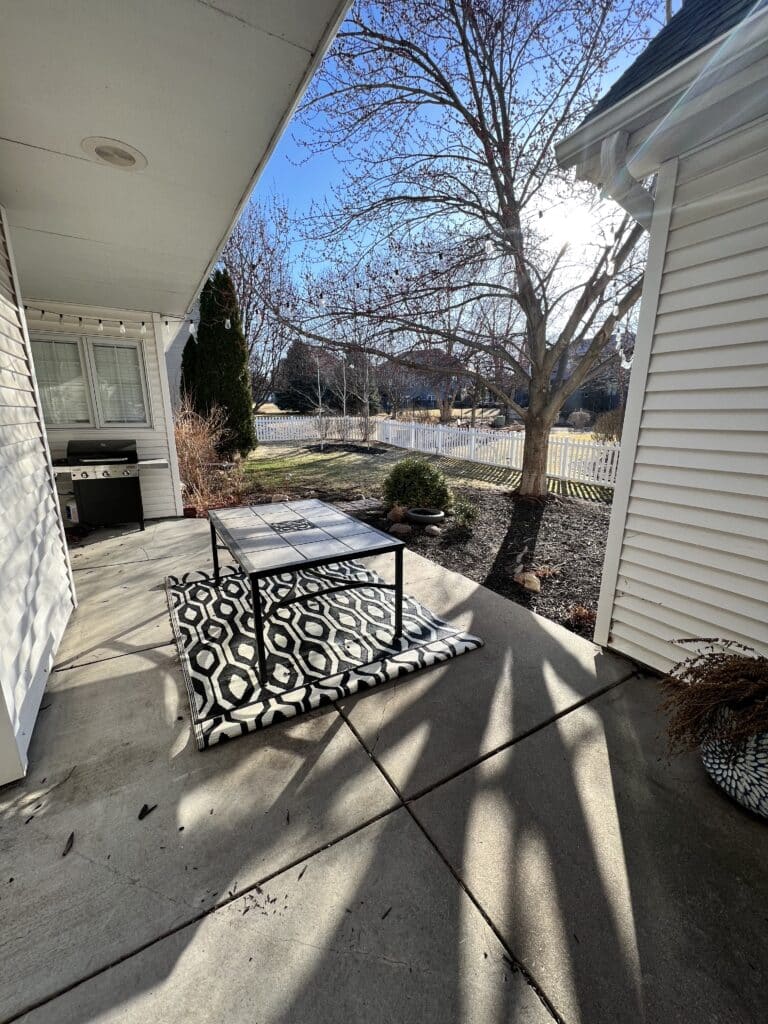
138 803 157 820
62 832 74 857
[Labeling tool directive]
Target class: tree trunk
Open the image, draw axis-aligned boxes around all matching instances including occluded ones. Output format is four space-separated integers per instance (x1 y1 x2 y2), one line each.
519 412 555 497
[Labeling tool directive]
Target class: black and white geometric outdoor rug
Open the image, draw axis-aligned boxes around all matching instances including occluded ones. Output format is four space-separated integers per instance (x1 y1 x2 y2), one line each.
166 561 483 750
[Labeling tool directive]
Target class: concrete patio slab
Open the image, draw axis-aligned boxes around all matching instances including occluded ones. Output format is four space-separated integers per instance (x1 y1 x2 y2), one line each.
54 560 177 668
339 557 635 797
6 518 763 1024
67 517 216 571
17 810 553 1024
411 676 768 1024
0 648 397 1021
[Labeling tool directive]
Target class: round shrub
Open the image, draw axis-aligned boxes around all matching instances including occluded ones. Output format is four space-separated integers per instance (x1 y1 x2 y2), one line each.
383 457 452 511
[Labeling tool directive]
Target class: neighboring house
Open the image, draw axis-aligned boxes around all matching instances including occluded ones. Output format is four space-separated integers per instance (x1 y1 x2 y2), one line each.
556 0 768 671
0 0 351 785
556 330 636 417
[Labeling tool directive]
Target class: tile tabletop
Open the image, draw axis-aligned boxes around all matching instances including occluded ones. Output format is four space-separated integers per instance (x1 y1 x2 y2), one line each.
209 499 402 576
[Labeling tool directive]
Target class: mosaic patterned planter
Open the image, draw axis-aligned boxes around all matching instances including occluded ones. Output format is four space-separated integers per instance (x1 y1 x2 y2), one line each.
701 728 768 819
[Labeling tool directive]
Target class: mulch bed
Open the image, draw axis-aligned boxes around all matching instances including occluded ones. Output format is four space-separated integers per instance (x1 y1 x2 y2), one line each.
304 442 387 457
355 486 610 640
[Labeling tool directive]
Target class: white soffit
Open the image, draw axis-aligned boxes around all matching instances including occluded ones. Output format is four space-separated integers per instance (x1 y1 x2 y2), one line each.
0 0 349 315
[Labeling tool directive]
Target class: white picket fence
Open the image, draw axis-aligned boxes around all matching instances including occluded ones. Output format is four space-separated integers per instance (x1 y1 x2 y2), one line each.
377 420 620 488
254 415 621 488
254 415 374 443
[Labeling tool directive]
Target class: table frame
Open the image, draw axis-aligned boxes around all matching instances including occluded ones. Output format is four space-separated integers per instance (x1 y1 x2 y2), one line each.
209 505 404 683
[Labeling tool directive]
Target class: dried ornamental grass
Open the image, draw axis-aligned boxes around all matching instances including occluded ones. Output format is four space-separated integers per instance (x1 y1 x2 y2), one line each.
660 640 768 755
174 397 243 512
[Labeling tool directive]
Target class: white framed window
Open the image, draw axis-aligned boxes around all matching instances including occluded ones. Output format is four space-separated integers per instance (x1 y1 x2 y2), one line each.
30 337 92 426
89 341 150 424
31 335 152 429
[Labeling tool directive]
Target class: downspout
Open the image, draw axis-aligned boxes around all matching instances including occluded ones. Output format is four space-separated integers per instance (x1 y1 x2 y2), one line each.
598 130 654 231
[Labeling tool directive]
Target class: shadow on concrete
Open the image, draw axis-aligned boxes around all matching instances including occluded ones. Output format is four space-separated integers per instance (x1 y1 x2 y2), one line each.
2 522 765 1024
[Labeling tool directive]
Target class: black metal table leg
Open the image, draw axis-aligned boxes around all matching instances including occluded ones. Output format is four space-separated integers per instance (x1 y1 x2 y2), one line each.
250 573 268 682
210 519 220 583
394 546 403 642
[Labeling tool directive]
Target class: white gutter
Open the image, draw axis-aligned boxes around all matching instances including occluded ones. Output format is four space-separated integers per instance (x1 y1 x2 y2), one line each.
555 5 768 173
597 130 653 231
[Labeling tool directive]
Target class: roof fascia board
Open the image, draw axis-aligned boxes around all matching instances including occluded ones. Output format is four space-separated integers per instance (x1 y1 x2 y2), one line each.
555 8 768 171
185 0 353 314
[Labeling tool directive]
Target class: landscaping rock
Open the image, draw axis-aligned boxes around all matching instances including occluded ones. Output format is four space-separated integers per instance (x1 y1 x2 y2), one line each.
387 505 407 524
425 525 442 537
514 571 541 593
389 523 413 537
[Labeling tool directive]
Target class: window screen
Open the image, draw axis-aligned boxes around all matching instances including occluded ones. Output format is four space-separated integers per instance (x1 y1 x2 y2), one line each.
92 343 147 423
30 340 91 424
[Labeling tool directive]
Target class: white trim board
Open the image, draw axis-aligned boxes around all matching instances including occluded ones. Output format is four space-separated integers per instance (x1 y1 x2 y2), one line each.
152 314 184 516
594 158 679 648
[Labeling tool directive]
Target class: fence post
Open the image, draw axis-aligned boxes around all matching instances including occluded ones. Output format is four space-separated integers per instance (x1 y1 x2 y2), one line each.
561 437 570 480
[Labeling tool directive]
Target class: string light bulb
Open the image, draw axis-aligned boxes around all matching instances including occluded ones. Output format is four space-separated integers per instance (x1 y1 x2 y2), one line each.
119 321 126 335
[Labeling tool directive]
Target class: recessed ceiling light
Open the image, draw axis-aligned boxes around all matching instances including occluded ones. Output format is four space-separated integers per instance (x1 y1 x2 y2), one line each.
81 136 147 171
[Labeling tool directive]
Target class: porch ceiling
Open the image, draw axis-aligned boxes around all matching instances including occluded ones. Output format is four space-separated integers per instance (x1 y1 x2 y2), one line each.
0 0 348 315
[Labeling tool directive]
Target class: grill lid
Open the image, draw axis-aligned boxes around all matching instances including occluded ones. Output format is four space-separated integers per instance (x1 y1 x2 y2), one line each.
66 439 139 465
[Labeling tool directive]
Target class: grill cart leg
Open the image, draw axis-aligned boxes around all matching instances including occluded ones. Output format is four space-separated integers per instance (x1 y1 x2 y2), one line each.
138 485 145 531
210 519 220 584
394 546 403 642
250 574 268 682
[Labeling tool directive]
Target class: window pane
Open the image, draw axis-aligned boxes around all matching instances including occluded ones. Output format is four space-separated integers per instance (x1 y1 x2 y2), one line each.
30 340 90 424
92 344 147 423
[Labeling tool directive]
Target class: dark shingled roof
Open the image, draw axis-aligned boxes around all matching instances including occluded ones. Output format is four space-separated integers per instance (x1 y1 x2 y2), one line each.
585 0 762 122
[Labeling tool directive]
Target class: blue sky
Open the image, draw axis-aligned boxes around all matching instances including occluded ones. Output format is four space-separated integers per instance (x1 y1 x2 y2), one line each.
253 3 671 221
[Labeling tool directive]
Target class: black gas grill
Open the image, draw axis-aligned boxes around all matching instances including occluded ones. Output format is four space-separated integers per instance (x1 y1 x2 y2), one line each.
66 439 145 530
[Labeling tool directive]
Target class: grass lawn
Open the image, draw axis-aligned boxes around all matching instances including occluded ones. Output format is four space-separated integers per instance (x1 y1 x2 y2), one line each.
242 441 613 504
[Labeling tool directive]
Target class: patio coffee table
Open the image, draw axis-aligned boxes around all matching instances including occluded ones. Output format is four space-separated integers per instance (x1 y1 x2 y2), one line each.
208 499 404 682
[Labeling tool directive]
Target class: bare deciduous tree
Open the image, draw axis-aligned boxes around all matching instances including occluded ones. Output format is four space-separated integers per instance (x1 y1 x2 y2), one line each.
291 0 656 495
222 197 297 411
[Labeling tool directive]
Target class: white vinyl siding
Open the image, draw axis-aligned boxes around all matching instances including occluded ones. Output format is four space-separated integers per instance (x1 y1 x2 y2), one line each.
0 207 76 784
26 306 182 519
598 119 768 671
